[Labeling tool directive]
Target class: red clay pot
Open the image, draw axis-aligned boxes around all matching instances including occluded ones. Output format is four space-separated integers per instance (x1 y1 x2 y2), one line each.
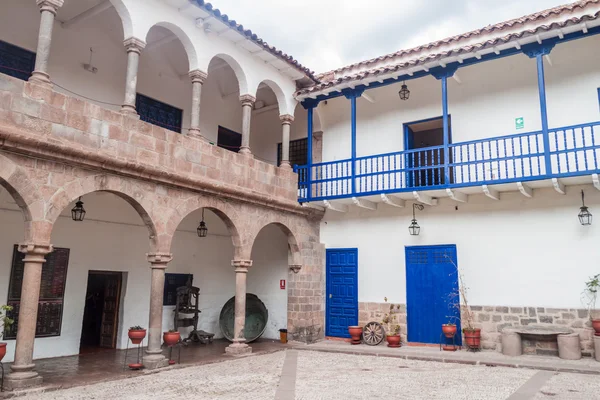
442 324 457 338
0 343 6 362
163 331 181 346
592 319 600 335
463 328 481 349
348 326 363 345
128 329 147 345
386 335 401 348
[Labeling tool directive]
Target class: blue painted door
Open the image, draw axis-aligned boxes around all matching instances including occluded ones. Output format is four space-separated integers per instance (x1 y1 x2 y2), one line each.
326 248 358 338
405 245 461 344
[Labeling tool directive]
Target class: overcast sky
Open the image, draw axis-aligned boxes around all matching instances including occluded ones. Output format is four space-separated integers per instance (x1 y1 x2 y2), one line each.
211 0 568 73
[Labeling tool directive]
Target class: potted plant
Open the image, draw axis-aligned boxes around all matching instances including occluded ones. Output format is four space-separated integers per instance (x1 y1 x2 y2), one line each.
583 273 600 335
348 325 363 345
0 305 14 362
442 322 457 338
163 329 181 346
382 298 402 348
128 325 146 345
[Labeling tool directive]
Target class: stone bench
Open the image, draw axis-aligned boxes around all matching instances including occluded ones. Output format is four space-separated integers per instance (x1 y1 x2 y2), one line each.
501 325 580 359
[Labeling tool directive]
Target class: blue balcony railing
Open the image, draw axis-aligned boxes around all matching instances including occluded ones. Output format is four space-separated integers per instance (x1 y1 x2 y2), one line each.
295 121 600 202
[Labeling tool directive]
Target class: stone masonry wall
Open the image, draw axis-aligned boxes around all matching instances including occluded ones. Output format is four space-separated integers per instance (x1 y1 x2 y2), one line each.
358 302 408 344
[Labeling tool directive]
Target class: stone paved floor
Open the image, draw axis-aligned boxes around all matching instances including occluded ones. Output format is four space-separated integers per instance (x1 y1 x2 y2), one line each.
8 349 600 400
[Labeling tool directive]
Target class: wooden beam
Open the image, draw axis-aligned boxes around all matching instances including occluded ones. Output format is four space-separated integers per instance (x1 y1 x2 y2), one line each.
61 0 112 29
517 182 533 198
452 73 462 84
551 178 565 195
482 185 500 200
592 173 600 191
380 194 405 208
323 200 348 213
413 191 437 206
361 93 376 103
351 197 377 211
446 189 467 203
545 54 553 67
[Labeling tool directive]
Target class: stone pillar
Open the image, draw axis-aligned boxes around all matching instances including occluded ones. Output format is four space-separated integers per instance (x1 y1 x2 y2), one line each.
29 0 64 85
121 37 146 115
188 69 208 139
279 114 294 168
226 260 253 355
239 95 256 155
4 243 54 391
143 253 172 370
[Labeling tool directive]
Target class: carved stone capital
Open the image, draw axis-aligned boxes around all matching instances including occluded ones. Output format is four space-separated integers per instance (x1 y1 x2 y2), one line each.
280 114 294 125
147 252 173 268
189 69 208 84
123 37 146 54
232 259 252 273
239 94 256 107
18 243 54 264
36 0 64 14
289 265 302 274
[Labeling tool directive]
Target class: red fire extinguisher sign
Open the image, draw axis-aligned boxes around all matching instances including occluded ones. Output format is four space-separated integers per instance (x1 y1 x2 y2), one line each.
280 279 286 290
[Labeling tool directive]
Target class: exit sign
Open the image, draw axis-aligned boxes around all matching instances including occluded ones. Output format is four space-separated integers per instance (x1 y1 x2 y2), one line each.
515 117 524 130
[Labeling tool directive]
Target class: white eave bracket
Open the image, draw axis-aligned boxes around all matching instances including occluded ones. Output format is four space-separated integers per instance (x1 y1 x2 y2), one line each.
380 194 405 208
413 191 438 206
482 185 500 200
351 197 377 211
323 200 349 213
552 178 565 195
592 174 600 191
517 182 533 198
445 189 467 203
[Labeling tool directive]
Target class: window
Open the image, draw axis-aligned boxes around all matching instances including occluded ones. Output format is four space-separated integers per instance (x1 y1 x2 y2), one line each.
4 246 70 339
163 273 193 306
0 40 36 81
217 126 242 152
277 138 308 167
136 93 183 133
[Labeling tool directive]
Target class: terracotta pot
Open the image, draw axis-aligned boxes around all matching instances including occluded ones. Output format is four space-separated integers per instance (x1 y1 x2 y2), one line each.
463 328 481 349
442 324 457 338
592 319 600 335
348 326 363 345
128 329 147 345
386 335 401 348
0 342 6 362
163 331 181 346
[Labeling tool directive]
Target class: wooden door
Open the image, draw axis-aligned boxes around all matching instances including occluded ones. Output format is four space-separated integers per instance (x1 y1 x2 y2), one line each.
99 273 122 348
326 248 358 338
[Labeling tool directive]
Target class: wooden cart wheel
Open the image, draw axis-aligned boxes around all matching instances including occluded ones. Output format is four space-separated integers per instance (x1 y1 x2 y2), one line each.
362 321 385 346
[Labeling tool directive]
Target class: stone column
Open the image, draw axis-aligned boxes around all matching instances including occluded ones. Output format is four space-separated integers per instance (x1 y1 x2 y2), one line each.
239 95 256 155
29 0 64 85
188 69 208 139
143 253 172 370
121 37 146 115
226 260 253 355
5 243 54 391
279 114 294 168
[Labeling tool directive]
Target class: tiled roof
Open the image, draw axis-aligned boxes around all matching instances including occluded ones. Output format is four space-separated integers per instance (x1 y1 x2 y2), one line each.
297 0 600 96
194 1 317 82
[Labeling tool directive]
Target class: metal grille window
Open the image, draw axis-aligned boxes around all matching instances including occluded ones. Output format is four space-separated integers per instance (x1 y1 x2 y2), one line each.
136 93 183 133
0 40 36 81
277 138 308 167
163 273 193 306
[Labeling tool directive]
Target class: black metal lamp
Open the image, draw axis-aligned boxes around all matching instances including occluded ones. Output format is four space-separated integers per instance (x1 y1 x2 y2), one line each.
408 203 424 235
71 197 86 222
578 190 592 226
398 81 410 101
197 208 208 237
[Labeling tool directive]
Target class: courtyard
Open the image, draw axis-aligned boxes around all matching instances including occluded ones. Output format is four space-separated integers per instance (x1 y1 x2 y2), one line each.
11 350 599 400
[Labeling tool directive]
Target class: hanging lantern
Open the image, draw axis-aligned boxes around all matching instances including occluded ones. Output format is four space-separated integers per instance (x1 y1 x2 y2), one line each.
71 197 86 222
398 81 410 101
197 208 208 237
408 203 424 235
578 190 592 226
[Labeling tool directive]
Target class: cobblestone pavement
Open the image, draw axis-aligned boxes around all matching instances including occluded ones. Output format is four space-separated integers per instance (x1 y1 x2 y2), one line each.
15 350 600 399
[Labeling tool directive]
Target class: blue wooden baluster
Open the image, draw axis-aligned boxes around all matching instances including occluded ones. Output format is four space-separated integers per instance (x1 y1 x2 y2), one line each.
593 125 599 170
582 127 588 171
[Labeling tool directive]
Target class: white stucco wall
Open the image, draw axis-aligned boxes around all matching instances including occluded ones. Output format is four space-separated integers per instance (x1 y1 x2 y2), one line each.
321 186 600 309
0 190 288 362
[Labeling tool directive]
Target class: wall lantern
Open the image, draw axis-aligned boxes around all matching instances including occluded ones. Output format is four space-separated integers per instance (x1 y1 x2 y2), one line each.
197 208 208 237
398 81 410 101
578 190 592 226
408 203 425 235
71 197 86 222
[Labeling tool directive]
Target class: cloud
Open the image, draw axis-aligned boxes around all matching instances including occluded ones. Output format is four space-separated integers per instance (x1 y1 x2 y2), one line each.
209 0 568 73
